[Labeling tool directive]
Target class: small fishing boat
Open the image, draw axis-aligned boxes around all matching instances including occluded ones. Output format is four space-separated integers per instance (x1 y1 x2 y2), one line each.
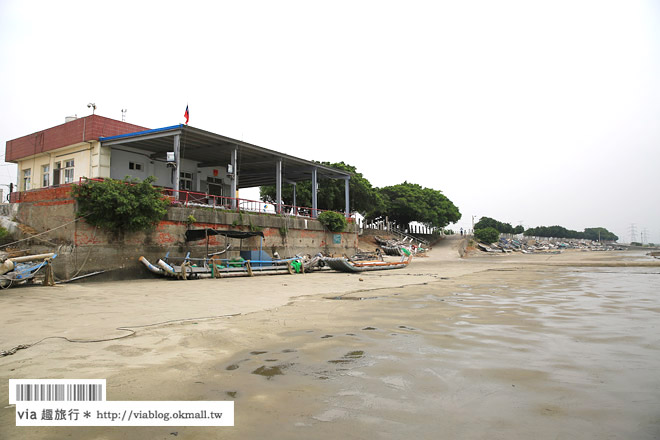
139 228 304 279
323 253 413 273
139 253 302 279
381 245 404 256
0 253 57 288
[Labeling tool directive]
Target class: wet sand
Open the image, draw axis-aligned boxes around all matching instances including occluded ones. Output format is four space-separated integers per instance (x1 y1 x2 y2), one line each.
2 239 659 439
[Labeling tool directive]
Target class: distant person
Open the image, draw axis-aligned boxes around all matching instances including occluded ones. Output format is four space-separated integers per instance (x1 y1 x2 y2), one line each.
460 227 464 236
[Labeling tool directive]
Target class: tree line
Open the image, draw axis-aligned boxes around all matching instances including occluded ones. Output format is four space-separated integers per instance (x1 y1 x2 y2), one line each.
260 161 461 230
523 225 618 241
473 216 619 242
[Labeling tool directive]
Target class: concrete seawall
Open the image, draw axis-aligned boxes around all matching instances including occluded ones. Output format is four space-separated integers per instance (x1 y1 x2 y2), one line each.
0 194 359 279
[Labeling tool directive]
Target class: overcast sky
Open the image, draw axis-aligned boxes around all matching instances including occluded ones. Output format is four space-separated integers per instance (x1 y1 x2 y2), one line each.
1 0 658 243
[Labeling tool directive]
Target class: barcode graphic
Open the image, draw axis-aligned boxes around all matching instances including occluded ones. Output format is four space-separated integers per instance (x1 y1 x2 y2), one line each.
15 384 103 402
15 384 64 401
67 384 102 401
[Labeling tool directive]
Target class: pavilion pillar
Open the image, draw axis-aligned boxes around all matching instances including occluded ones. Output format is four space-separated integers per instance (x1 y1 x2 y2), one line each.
311 167 318 218
230 146 238 209
173 134 180 198
275 158 282 214
344 176 350 218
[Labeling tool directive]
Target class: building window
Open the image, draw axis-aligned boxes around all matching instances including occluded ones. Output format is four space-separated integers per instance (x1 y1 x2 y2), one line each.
64 159 74 184
129 162 143 171
53 162 61 186
180 172 193 191
206 176 223 185
23 169 31 191
42 164 50 187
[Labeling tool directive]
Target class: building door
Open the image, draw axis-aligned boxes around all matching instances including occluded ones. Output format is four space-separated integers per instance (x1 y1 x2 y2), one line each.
208 183 223 197
206 177 224 197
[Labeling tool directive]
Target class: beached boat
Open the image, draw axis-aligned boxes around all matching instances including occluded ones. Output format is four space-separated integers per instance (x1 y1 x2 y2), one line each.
323 253 412 273
381 245 404 256
139 253 302 279
139 228 304 279
0 253 57 288
477 243 502 253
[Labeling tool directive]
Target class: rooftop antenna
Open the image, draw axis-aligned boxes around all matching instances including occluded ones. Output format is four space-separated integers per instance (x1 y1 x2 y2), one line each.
121 108 127 122
87 103 96 115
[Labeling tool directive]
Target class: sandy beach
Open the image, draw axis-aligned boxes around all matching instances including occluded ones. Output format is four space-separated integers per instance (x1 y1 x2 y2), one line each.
1 237 659 439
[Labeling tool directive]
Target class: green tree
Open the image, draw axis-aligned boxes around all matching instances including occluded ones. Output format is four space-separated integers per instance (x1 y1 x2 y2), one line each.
71 176 170 233
378 182 461 229
260 162 384 218
474 216 516 234
583 227 618 242
474 227 500 244
474 217 500 231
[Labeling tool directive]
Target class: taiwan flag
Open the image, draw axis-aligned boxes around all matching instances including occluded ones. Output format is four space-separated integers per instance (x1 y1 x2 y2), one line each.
184 105 189 125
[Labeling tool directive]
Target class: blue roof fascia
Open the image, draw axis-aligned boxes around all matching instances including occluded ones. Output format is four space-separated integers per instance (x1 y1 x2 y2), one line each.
99 124 184 142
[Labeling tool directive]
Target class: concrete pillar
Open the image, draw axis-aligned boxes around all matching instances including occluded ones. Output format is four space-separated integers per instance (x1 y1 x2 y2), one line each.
275 158 282 214
311 167 318 218
173 134 180 197
292 182 297 215
230 146 238 209
344 176 350 218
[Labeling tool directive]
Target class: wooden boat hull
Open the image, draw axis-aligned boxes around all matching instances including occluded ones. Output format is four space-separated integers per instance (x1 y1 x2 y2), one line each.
139 256 300 279
323 255 412 273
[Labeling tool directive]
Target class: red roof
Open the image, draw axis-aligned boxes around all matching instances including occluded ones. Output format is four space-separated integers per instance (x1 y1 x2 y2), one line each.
5 115 149 162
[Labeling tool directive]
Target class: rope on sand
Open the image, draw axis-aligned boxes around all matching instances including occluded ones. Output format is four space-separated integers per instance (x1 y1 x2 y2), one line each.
0 313 241 358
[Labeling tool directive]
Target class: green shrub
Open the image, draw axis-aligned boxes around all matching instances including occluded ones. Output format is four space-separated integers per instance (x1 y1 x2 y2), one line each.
71 176 169 233
318 211 347 232
474 227 500 244
0 226 9 243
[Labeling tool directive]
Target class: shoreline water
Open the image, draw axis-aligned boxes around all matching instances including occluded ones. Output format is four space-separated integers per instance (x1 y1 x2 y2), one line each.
1 242 659 439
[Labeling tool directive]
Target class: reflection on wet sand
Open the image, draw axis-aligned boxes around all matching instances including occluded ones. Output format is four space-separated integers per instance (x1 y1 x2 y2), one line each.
208 267 659 439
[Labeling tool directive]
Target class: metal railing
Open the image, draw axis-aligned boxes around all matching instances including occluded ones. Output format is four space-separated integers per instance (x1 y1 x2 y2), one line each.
160 188 354 221
10 177 355 221
390 228 432 247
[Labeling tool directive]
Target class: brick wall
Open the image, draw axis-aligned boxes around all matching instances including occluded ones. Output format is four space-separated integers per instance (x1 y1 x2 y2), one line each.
5 115 148 162
9 185 74 203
